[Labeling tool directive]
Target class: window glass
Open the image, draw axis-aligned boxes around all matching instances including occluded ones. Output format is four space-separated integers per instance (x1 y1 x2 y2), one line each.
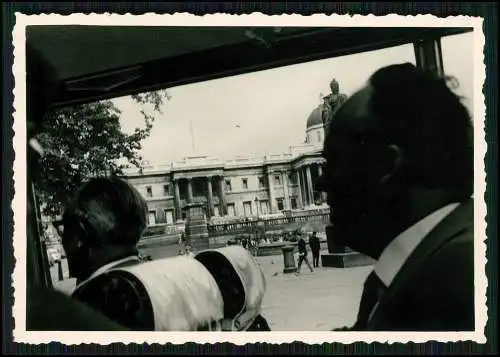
225 179 232 192
441 32 474 115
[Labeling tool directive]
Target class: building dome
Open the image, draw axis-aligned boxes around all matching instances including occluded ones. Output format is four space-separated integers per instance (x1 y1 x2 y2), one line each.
306 105 324 129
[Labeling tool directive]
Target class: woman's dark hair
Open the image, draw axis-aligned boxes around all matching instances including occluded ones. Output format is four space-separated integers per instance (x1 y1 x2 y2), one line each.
368 63 473 197
62 176 148 247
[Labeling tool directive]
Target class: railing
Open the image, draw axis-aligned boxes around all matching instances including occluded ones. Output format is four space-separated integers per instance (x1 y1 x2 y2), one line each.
142 223 180 238
207 211 330 237
141 207 330 239
142 224 167 238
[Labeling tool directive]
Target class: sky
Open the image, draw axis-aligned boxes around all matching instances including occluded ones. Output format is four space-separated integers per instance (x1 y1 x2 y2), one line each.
112 32 474 166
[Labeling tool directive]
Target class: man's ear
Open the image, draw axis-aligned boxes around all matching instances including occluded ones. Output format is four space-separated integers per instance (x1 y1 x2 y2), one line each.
380 145 404 184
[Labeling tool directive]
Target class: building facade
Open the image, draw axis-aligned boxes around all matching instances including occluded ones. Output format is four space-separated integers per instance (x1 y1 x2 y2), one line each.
123 105 328 226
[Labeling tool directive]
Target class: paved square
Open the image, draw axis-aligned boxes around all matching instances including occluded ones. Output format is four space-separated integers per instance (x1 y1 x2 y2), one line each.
256 250 372 331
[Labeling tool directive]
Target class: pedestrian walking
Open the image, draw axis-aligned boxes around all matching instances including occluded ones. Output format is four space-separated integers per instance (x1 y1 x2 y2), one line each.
295 230 313 275
309 231 321 268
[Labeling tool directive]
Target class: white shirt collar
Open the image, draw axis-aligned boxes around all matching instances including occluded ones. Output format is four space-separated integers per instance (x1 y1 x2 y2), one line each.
374 202 460 287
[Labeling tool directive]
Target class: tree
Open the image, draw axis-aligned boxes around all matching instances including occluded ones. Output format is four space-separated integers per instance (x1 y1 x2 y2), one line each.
35 90 170 217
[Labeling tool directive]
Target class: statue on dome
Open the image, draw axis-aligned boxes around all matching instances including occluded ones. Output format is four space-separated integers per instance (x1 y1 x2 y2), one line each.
320 78 348 135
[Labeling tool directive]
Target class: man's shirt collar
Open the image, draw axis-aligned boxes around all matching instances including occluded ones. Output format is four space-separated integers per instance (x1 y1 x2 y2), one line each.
374 202 460 287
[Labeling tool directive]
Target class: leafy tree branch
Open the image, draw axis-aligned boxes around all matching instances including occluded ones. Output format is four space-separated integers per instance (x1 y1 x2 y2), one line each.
36 89 170 217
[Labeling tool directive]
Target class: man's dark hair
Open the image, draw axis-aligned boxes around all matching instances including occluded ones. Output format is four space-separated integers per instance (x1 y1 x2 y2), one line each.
62 176 148 247
367 63 473 198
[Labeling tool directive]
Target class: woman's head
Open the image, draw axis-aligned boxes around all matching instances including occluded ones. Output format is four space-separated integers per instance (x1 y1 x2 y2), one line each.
62 176 148 281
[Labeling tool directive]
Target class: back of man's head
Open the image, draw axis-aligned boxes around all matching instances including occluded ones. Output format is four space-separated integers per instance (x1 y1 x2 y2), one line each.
63 176 148 248
368 63 473 198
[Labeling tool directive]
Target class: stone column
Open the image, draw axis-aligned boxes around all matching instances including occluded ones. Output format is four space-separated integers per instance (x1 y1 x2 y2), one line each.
306 165 314 206
317 163 323 177
282 171 291 210
187 178 193 203
300 168 308 206
174 179 182 221
218 176 227 215
267 170 276 213
295 170 304 208
206 176 214 218
317 163 327 203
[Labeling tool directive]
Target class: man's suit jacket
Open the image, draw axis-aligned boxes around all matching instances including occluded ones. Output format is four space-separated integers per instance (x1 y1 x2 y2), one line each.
354 199 475 331
309 237 321 253
27 283 128 331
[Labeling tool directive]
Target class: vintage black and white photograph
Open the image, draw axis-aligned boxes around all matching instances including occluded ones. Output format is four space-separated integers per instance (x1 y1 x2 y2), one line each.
12 13 487 344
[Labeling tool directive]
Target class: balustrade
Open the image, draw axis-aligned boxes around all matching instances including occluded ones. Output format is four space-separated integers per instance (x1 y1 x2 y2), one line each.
207 211 330 237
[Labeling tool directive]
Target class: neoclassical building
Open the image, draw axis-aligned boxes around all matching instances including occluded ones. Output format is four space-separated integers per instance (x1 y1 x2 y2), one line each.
123 106 328 226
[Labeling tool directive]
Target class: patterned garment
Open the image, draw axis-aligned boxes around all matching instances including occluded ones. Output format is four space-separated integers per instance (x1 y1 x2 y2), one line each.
195 245 268 331
73 256 225 331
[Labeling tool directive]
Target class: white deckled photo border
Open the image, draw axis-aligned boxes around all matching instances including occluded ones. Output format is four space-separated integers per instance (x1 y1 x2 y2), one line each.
11 12 488 345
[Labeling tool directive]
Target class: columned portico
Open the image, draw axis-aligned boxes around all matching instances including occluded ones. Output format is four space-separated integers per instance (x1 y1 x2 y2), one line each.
294 161 326 207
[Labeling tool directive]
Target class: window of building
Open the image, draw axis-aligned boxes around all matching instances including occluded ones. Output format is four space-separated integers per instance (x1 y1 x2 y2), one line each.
317 130 322 143
227 203 236 216
258 176 265 188
242 178 248 190
164 210 174 225
214 205 220 217
148 211 156 225
225 179 232 192
260 200 269 215
291 197 297 209
146 186 153 198
243 201 253 216
274 174 282 186
289 172 297 185
163 184 170 196
276 198 284 211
